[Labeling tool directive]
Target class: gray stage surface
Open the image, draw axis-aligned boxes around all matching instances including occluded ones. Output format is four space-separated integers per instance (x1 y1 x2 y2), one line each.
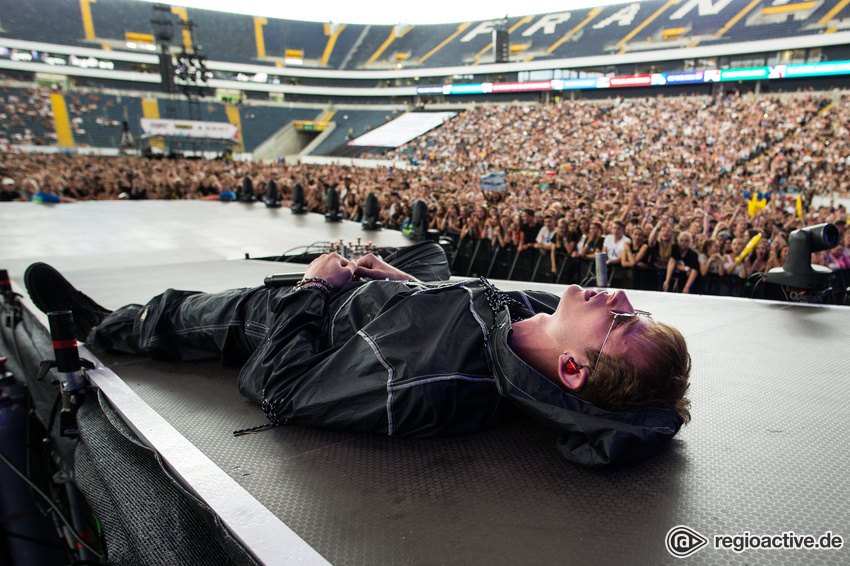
2 201 849 565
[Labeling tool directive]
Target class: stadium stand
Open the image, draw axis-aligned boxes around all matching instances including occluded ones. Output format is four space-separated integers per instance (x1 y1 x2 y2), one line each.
2 0 849 70
0 84 54 145
88 0 155 47
0 0 85 47
371 23 470 69
65 92 143 148
190 10 258 64
262 20 328 63
322 24 363 70
160 98 230 123
342 24 394 69
237 103 317 152
308 108 399 155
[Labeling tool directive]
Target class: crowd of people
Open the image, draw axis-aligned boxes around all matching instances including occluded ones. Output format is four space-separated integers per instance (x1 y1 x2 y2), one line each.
0 85 55 146
1 88 849 297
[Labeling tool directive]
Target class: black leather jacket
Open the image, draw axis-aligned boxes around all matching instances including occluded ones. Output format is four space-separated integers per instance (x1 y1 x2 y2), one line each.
238 278 683 467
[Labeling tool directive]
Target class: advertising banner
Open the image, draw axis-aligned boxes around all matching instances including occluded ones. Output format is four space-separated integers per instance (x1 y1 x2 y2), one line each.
140 118 238 140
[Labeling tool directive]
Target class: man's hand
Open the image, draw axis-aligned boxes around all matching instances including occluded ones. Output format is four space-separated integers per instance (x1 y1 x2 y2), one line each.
303 253 357 288
354 253 418 281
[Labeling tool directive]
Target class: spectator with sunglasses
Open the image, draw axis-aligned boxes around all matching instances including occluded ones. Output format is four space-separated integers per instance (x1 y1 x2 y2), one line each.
25 244 691 467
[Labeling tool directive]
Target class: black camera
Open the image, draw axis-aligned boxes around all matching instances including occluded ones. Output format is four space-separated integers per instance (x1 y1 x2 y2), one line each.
766 223 839 290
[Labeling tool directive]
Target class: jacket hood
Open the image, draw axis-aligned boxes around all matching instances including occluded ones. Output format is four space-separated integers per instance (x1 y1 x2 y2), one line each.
489 310 683 467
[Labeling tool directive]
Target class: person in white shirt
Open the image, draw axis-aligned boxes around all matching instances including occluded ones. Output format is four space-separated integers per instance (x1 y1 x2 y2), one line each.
602 221 631 265
535 214 557 252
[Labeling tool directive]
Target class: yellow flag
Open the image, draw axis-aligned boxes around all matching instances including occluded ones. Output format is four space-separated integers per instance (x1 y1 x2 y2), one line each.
747 199 757 217
796 194 803 221
747 192 766 217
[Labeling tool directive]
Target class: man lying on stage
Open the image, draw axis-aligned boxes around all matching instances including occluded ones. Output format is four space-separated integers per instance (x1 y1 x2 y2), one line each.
24 243 691 467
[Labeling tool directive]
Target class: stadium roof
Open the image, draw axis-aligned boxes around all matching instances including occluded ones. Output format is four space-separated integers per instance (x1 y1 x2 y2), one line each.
134 0 645 25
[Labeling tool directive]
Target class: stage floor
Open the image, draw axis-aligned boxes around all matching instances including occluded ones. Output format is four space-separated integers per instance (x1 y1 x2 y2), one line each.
2 201 849 565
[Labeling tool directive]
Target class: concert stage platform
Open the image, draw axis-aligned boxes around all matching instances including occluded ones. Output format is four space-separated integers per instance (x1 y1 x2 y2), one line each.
1 201 848 565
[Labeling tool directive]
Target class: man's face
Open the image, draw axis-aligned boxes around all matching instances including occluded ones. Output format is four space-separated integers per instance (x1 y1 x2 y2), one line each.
544 217 555 230
551 286 649 374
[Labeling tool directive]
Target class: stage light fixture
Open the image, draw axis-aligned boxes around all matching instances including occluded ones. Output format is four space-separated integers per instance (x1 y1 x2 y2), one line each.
291 183 306 214
264 180 281 208
409 199 435 241
361 193 382 230
325 187 343 222
238 176 255 203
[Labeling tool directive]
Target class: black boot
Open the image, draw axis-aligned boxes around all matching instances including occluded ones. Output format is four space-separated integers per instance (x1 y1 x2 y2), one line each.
24 263 112 342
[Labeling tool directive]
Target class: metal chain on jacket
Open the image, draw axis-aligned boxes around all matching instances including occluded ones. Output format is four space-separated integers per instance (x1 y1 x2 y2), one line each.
232 400 290 436
479 276 529 323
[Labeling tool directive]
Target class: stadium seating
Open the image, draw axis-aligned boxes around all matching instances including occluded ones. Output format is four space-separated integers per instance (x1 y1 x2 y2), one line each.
260 20 328 63
65 92 143 148
309 109 397 155
0 84 406 153
2 0 849 157
190 10 258 64
89 0 155 46
323 25 364 70
341 24 395 69
359 23 467 69
237 104 316 151
0 0 844 70
5 0 86 48
0 85 54 145
159 99 229 123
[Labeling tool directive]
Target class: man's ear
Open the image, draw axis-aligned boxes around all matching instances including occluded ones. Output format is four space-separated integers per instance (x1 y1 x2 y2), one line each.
558 352 588 391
